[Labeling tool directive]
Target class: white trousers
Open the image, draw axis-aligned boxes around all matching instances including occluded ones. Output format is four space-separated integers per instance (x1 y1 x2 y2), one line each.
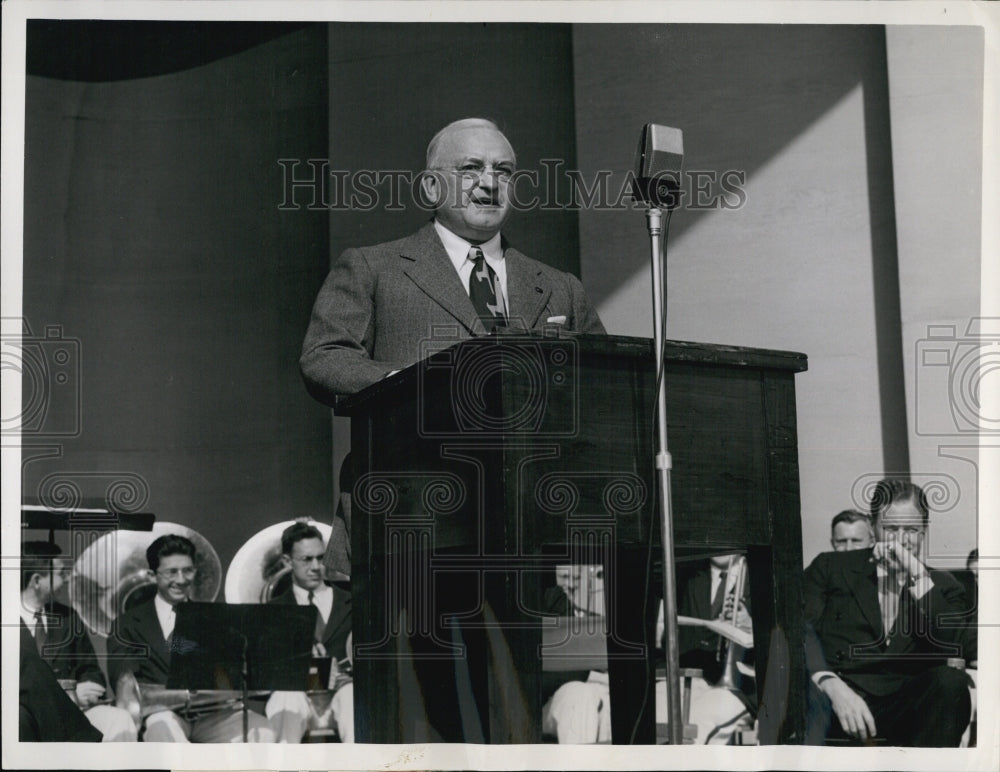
542 672 750 744
142 707 275 743
265 684 354 743
84 704 138 742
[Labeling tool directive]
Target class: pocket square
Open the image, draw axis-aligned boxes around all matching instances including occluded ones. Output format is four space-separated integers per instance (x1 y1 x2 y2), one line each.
546 315 567 324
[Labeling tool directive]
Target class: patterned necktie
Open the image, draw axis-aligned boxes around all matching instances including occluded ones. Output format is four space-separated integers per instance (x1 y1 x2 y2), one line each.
33 608 47 655
467 246 505 332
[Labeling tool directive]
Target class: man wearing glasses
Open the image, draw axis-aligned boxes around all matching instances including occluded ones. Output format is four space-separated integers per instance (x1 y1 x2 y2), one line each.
301 115 606 591
804 479 975 746
300 116 605 402
108 534 275 742
265 522 353 742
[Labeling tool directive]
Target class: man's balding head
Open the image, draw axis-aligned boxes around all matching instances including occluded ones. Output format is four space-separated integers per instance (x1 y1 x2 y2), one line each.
421 118 517 243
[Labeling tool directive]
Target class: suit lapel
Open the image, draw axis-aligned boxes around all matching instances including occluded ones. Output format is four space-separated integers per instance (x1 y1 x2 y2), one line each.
504 247 551 329
400 223 485 334
847 552 884 637
136 601 172 679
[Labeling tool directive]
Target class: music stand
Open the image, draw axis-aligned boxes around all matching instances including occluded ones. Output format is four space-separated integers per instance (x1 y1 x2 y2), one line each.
168 602 315 742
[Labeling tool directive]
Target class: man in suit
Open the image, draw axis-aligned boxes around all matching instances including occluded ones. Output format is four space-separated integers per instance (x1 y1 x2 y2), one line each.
542 555 754 744
300 118 606 741
20 541 137 741
19 620 102 742
829 509 875 552
805 479 974 746
300 116 606 402
265 522 353 742
107 534 275 742
302 116 607 579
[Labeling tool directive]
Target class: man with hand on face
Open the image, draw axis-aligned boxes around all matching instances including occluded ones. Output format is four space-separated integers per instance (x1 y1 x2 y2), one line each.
265 522 353 742
829 509 875 552
804 479 975 746
20 541 137 741
108 534 275 742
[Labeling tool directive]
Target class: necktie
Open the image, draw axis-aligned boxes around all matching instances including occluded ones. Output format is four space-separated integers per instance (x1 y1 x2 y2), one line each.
33 608 47 655
882 572 903 638
468 247 504 332
165 606 176 643
308 590 326 644
710 570 728 619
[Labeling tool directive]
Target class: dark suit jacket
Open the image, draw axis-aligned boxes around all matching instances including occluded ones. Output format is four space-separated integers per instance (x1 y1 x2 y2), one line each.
676 561 752 685
107 599 172 687
19 622 103 742
269 581 352 663
301 222 607 400
803 548 975 698
32 600 107 687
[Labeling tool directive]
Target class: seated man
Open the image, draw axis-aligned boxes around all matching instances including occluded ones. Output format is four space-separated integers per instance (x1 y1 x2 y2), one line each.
541 554 754 744
829 509 875 552
108 534 275 742
266 522 354 742
20 541 137 742
805 478 975 746
654 554 755 745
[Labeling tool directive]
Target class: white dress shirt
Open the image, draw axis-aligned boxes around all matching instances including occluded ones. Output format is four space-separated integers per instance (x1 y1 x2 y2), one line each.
20 601 46 634
154 594 178 640
292 582 333 626
433 219 508 315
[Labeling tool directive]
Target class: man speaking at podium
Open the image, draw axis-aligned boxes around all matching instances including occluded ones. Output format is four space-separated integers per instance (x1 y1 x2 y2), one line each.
299 118 607 740
300 117 606 402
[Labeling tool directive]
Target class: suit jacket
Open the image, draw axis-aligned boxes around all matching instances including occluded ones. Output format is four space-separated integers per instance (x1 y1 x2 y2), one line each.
107 599 172 687
30 600 107 687
19 621 103 742
803 548 975 698
301 222 607 400
676 561 752 684
269 580 352 663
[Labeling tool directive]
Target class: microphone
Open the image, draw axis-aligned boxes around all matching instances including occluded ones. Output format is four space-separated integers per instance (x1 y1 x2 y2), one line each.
631 123 684 209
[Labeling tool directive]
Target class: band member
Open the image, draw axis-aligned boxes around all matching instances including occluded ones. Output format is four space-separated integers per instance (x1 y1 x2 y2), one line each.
107 534 275 742
829 509 875 552
20 541 137 742
542 554 754 744
805 478 975 746
265 522 353 742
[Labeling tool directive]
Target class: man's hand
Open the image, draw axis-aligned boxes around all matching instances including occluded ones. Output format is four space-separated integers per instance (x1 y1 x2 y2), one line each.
819 675 877 741
75 680 106 708
722 595 753 634
872 540 927 582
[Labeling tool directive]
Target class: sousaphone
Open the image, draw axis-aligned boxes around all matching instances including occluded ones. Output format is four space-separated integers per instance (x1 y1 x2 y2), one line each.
224 518 332 604
69 522 221 637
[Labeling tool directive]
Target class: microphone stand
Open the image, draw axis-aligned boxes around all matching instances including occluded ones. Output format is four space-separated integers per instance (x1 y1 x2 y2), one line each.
646 205 682 746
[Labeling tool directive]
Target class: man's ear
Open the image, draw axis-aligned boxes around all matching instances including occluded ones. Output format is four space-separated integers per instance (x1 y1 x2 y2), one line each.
281 554 292 571
419 170 442 208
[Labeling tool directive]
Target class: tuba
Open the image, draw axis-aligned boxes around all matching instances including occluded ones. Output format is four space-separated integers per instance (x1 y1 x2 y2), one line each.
69 522 221 637
224 518 332 603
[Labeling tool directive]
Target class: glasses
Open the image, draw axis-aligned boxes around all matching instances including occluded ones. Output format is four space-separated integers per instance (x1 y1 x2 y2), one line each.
430 162 516 183
291 555 324 565
156 567 196 580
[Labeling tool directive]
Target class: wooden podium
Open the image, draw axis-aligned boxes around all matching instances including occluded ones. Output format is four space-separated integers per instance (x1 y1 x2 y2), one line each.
335 333 808 744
